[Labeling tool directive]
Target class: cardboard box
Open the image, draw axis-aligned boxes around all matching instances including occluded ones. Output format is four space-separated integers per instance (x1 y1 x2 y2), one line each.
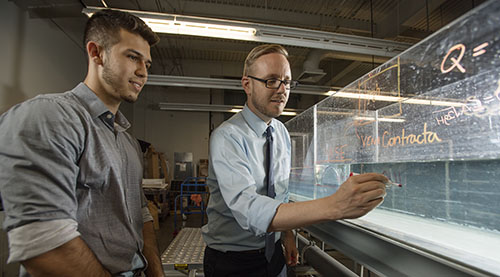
142 178 167 189
199 159 209 177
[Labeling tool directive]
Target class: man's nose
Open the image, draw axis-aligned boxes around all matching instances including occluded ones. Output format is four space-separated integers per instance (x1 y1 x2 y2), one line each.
136 61 147 78
276 81 287 94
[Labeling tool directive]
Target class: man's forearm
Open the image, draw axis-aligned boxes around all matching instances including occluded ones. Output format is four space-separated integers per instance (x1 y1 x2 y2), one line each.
269 173 388 232
142 221 164 277
269 198 333 232
22 236 110 277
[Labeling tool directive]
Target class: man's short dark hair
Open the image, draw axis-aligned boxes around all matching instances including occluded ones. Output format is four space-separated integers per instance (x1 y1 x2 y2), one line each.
84 9 160 50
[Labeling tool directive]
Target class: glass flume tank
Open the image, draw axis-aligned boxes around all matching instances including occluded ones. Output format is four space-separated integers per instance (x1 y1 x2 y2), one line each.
285 0 500 275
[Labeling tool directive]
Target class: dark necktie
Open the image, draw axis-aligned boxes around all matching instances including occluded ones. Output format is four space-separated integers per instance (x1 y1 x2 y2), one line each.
265 125 275 262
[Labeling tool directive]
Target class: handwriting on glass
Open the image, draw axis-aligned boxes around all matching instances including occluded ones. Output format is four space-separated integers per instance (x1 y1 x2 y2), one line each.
440 42 489 73
357 123 442 148
433 80 500 125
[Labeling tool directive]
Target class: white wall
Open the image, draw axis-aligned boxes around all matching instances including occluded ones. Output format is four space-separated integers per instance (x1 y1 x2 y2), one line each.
133 86 211 173
128 82 229 180
0 1 86 275
0 1 86 114
126 59 247 180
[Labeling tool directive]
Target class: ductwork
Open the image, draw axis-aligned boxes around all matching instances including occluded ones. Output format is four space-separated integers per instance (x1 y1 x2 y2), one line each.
297 49 390 84
297 50 329 83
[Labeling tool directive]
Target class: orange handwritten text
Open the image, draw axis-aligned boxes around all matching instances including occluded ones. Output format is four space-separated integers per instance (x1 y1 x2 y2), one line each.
441 42 490 74
472 42 489 57
324 144 350 162
441 44 466 73
334 144 347 160
433 106 464 125
359 123 442 148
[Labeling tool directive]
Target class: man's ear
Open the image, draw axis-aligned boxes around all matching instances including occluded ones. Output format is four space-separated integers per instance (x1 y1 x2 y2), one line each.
86 41 103 65
241 76 251 97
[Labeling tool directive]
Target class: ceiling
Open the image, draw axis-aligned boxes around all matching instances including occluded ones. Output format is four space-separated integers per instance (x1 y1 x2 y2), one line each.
12 0 486 110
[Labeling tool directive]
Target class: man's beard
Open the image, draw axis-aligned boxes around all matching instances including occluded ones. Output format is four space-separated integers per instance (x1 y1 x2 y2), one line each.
251 93 282 119
102 62 137 103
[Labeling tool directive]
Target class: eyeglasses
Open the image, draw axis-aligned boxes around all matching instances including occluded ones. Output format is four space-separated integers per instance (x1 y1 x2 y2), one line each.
247 75 299 90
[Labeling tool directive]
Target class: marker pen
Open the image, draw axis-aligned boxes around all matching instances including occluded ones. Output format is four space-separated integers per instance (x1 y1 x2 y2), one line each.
349 172 403 188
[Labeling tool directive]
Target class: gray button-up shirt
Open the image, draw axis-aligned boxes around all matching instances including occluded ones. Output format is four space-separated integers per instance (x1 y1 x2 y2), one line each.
0 83 152 275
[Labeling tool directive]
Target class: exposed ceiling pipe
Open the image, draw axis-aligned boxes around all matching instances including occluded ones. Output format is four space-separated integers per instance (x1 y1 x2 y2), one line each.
296 232 358 276
147 74 337 96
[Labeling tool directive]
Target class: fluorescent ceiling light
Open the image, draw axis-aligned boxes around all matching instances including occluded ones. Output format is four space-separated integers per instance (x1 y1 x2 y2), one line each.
403 98 463 107
327 91 464 107
229 108 296 116
100 0 108 8
158 103 300 116
316 110 404 122
317 110 355 116
354 116 405 123
142 18 256 41
82 7 256 41
332 91 403 102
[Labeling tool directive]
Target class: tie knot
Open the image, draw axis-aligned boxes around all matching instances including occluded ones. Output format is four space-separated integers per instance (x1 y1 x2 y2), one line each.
265 126 273 140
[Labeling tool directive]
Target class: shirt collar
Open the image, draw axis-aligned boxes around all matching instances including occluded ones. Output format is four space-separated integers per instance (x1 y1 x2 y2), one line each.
72 82 131 131
114 112 131 131
241 104 276 137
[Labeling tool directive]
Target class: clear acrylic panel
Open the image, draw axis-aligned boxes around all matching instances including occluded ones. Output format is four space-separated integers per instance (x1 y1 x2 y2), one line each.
286 0 500 274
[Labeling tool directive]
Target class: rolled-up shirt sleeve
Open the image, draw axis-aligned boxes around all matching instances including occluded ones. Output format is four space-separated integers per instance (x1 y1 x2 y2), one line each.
0 98 84 259
210 128 282 236
7 219 80 263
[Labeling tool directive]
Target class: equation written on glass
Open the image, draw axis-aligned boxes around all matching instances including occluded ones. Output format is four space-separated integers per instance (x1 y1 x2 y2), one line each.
434 41 499 125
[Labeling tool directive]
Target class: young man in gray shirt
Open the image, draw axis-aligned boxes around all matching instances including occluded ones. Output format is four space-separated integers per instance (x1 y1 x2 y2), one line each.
0 9 164 277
